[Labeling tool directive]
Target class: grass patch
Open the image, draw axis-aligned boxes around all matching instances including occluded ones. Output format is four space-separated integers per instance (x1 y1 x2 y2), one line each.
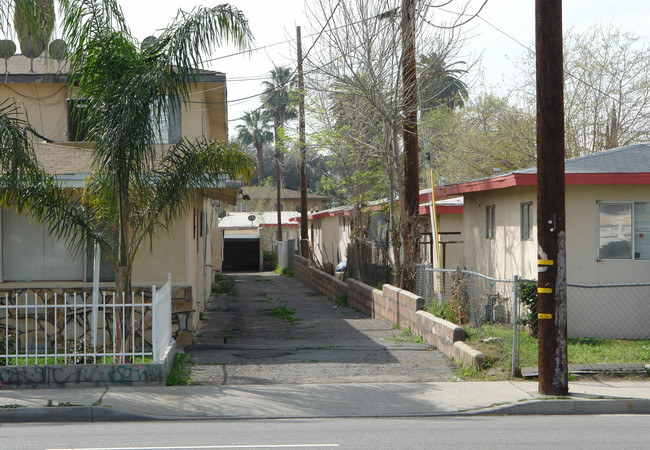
269 305 300 327
335 294 347 308
0 353 153 366
462 324 650 379
166 353 195 386
212 274 236 295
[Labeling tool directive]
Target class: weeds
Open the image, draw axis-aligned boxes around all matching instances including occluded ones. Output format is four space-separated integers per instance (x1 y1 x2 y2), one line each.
166 353 195 386
269 305 300 327
212 274 236 295
274 266 294 277
389 326 426 344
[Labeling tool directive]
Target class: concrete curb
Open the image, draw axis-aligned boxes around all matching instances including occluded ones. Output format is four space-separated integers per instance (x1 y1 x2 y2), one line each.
4 398 650 423
0 406 152 423
470 398 650 415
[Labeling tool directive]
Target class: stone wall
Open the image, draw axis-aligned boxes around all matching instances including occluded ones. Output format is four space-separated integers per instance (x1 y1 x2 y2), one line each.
0 285 194 352
295 255 485 368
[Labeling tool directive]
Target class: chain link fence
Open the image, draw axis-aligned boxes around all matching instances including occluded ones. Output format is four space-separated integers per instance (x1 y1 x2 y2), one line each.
415 264 650 376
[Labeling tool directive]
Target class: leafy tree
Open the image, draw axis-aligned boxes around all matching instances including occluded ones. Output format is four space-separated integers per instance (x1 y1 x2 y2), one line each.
235 109 273 185
420 93 536 183
0 1 254 314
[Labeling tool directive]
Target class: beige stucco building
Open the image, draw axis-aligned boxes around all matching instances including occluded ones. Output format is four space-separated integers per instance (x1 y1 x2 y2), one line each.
0 52 237 343
442 144 650 338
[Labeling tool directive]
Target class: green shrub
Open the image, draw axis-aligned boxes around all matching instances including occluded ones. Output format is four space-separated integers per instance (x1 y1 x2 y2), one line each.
426 298 458 324
518 280 538 337
263 251 277 270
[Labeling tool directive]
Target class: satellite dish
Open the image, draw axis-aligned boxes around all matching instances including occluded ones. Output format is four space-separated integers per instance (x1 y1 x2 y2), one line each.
218 210 227 218
48 39 67 60
141 36 156 51
20 35 45 58
0 40 16 59
248 214 256 223
295 206 301 212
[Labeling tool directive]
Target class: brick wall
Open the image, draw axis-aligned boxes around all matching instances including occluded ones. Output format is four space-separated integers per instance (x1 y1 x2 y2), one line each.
295 256 485 368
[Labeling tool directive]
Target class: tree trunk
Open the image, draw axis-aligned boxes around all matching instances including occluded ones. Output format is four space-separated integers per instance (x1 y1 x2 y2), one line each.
255 141 264 185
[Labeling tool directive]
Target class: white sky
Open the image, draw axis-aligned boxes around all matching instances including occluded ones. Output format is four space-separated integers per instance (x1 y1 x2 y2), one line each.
117 0 648 137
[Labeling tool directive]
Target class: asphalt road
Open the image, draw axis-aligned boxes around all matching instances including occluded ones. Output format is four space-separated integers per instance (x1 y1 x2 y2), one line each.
2 416 649 449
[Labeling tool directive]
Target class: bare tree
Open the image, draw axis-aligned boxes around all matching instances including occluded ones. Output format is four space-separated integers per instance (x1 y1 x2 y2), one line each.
514 24 650 157
304 0 473 288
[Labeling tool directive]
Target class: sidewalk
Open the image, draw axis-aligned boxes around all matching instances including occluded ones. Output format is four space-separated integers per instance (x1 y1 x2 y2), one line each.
2 272 649 422
2 380 650 422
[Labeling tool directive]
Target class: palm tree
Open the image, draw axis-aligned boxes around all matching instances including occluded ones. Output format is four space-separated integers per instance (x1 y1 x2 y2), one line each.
261 66 297 241
0 1 254 308
417 52 468 112
235 109 274 185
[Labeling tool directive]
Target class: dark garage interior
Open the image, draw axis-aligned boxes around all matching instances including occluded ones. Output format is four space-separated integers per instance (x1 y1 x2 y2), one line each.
223 237 261 271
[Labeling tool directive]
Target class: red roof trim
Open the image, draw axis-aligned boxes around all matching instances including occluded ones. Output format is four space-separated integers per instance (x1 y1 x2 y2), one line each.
419 204 464 215
442 172 650 195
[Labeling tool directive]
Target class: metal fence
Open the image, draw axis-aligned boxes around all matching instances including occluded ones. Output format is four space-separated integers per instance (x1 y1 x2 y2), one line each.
0 277 172 366
415 264 650 376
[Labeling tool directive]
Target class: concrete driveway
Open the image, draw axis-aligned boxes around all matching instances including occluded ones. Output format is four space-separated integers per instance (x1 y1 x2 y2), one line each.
186 272 458 385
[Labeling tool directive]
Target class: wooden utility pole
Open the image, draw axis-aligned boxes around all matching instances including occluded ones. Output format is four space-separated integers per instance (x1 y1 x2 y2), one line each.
275 136 283 241
535 0 568 395
297 26 308 257
400 0 420 288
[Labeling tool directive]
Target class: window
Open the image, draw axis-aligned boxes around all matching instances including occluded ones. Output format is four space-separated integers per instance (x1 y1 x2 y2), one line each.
152 97 181 145
521 202 533 240
485 205 495 239
1 209 113 282
598 202 650 260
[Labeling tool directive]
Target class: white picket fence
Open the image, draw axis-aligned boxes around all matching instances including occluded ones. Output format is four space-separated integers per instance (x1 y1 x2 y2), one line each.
0 276 172 366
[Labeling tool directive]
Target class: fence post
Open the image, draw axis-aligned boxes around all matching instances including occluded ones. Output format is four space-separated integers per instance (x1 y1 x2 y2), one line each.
512 275 520 377
152 284 158 362
467 272 476 325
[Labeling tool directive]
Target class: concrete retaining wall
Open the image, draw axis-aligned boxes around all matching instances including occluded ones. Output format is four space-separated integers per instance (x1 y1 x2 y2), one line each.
0 341 175 389
295 256 485 369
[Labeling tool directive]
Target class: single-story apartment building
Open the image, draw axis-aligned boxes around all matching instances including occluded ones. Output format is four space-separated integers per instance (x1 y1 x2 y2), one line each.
440 143 650 338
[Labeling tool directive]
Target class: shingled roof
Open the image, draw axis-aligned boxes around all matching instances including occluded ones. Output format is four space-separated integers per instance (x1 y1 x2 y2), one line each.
442 143 650 195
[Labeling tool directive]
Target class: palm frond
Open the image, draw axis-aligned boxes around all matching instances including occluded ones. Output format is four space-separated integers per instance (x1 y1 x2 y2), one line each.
127 137 252 264
0 99 39 177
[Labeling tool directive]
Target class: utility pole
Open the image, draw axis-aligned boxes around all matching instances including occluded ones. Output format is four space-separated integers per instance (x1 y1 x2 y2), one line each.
297 26 308 257
401 0 420 289
535 0 568 395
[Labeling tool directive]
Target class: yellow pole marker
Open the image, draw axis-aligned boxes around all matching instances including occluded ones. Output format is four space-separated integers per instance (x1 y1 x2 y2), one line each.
538 313 552 319
538 287 552 294
537 259 554 266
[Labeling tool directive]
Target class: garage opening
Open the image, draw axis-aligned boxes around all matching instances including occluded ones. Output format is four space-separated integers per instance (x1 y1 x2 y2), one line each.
223 233 262 271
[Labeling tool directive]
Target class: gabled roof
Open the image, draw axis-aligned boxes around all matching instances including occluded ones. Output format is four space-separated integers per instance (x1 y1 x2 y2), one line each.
442 143 650 195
